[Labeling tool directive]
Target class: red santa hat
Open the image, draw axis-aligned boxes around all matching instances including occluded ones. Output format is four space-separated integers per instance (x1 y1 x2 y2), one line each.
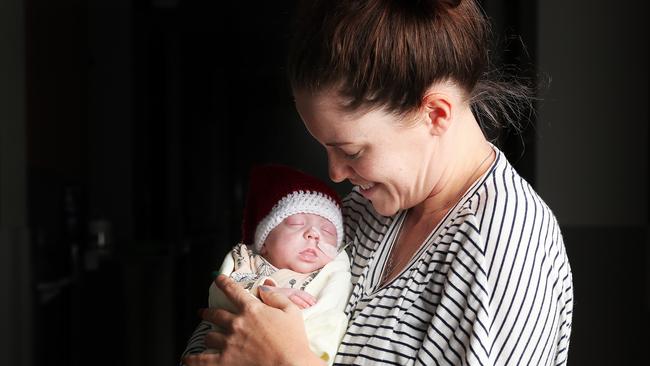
241 164 343 253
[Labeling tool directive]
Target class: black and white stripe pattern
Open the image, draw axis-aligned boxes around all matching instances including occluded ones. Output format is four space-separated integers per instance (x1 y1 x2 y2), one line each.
181 320 211 359
334 148 573 365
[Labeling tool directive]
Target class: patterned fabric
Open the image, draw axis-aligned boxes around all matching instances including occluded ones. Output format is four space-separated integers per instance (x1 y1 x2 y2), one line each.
227 243 318 293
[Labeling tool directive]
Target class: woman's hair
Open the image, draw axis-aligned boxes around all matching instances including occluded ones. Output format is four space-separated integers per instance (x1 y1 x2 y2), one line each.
287 0 534 133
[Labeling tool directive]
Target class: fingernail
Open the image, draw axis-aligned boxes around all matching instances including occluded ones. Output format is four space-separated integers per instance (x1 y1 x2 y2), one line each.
259 286 270 292
215 274 228 282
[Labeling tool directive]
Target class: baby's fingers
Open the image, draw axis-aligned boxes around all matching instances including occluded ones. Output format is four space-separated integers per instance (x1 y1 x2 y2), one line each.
205 330 227 351
289 294 311 309
300 292 317 306
200 307 236 331
292 290 316 307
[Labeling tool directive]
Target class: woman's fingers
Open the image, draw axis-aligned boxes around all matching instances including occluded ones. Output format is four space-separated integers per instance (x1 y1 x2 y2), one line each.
204 330 227 351
200 307 236 331
195 284 313 365
214 274 259 309
258 286 298 312
193 277 314 365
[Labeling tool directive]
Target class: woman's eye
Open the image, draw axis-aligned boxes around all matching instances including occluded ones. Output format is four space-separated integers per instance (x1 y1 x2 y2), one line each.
341 148 362 160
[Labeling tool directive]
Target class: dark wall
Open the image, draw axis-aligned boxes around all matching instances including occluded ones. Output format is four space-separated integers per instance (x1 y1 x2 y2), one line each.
536 1 650 364
3 0 647 365
0 0 30 364
22 1 332 365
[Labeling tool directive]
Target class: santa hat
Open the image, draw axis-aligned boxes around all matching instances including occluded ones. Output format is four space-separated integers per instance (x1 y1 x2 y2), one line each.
241 164 343 253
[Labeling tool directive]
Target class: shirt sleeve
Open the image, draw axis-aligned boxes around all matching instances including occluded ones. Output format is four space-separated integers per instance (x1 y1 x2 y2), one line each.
416 212 573 365
179 320 211 363
179 245 239 361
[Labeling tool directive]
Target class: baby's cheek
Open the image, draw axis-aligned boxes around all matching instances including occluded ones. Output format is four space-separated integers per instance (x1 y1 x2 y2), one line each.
317 242 338 259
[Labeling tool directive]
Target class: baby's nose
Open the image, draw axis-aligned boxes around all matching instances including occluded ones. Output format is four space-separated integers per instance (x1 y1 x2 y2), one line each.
304 227 320 241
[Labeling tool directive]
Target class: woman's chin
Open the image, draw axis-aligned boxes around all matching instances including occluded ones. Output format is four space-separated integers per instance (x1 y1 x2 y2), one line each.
370 200 400 217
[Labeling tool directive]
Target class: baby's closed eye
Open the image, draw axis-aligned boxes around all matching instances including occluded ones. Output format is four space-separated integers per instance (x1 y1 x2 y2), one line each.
321 224 336 235
285 215 306 226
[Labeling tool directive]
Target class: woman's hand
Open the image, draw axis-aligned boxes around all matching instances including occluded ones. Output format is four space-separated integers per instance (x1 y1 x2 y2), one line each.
183 352 218 366
184 274 324 366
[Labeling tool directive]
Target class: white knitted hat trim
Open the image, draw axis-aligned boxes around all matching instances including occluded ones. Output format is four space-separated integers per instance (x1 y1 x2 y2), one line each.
254 191 343 252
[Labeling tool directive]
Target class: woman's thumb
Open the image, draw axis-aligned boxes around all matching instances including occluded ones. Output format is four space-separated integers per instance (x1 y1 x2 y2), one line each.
258 286 294 310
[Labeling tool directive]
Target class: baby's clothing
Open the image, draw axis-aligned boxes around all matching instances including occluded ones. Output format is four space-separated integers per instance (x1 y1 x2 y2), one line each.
208 243 352 364
217 243 318 299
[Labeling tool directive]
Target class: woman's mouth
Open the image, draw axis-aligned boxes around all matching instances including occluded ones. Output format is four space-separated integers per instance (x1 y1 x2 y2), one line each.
356 182 376 196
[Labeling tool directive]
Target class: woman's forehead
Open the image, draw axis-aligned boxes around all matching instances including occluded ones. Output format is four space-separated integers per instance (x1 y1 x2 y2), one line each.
298 94 398 138
296 91 378 119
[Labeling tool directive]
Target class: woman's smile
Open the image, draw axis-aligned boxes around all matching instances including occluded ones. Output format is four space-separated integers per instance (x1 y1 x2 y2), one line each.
356 182 377 198
351 178 377 196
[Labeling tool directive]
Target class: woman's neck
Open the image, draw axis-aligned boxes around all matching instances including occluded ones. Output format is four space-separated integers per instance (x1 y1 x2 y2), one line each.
412 110 494 222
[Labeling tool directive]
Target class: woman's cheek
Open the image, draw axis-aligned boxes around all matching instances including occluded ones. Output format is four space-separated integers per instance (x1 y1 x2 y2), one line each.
357 156 383 181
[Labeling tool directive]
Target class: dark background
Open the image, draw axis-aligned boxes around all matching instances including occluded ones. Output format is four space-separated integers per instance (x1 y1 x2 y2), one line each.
0 0 647 365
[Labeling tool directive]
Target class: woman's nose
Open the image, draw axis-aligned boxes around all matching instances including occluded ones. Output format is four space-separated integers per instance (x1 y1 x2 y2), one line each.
328 153 349 183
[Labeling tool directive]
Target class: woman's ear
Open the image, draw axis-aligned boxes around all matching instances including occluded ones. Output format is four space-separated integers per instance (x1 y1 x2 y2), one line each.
421 93 453 136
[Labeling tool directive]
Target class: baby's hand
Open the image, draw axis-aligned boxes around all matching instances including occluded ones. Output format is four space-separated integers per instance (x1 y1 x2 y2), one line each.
267 287 317 309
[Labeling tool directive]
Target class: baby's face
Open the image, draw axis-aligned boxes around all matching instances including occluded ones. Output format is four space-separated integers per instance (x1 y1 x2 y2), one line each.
260 213 338 273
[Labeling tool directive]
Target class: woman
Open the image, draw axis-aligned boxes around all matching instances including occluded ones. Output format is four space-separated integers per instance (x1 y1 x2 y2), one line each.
183 0 573 365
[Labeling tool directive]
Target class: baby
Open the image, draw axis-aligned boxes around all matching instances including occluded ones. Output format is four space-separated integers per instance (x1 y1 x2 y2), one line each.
206 164 352 364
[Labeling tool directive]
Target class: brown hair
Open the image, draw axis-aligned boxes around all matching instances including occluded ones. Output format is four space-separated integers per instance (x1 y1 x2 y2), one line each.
288 0 534 131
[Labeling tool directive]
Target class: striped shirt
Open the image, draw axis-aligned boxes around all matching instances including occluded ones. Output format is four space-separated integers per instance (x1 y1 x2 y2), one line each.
334 147 573 365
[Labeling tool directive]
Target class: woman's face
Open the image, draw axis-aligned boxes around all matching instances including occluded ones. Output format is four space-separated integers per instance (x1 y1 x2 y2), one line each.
295 91 439 216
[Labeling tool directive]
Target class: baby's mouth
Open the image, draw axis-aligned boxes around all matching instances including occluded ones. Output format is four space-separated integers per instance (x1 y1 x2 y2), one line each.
299 248 319 262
